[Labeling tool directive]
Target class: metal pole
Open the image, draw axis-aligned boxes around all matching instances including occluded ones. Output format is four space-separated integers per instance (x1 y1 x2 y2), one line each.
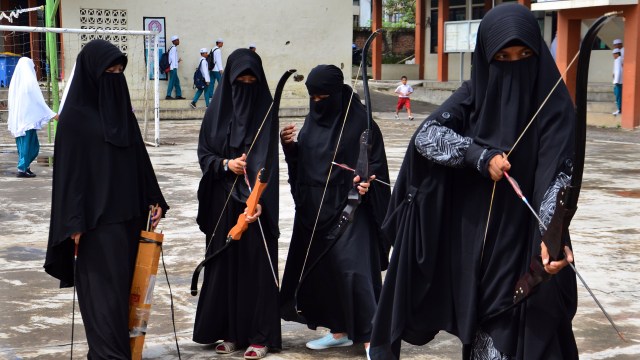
460 51 464 82
45 0 60 143
153 33 160 146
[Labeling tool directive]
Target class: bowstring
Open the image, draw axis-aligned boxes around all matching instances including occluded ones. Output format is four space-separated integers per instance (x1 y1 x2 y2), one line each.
480 50 580 262
297 62 364 286
242 166 280 288
202 101 275 258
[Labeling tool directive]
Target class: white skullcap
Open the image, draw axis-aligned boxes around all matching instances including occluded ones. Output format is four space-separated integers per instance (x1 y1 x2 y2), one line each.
249 43 256 48
171 35 179 41
612 48 621 54
216 38 224 43
613 38 622 45
200 48 208 53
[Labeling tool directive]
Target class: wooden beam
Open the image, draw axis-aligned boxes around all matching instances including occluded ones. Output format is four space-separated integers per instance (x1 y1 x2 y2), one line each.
415 0 426 79
621 6 640 128
556 11 581 104
372 0 383 80
437 0 449 82
28 0 42 79
517 0 531 8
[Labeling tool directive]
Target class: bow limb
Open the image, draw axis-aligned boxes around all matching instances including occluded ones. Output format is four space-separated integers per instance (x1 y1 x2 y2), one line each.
569 12 620 209
294 30 381 314
484 9 615 306
191 69 297 296
484 12 616 270
503 11 626 341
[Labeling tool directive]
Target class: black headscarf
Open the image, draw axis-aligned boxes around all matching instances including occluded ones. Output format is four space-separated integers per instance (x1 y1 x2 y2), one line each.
294 64 391 250
63 40 133 146
279 65 392 324
297 65 363 185
197 49 278 237
45 40 168 286
466 3 570 153
370 4 577 359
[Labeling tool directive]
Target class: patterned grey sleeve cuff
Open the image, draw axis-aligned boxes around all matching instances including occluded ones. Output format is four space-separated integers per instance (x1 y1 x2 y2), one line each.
477 149 489 172
415 119 472 168
538 172 572 234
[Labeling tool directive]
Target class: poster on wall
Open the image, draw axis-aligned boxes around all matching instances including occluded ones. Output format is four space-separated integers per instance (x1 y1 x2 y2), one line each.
143 17 167 80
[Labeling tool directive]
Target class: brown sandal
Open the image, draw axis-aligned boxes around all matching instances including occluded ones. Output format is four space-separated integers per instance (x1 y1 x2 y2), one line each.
215 341 237 354
244 345 269 359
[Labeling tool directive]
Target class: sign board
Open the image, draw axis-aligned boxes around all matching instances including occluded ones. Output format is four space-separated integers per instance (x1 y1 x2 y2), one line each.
143 17 167 80
444 20 481 53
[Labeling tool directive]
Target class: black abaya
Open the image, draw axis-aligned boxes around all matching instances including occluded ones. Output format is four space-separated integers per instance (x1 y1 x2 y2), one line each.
193 49 281 349
279 65 391 343
45 40 168 359
370 4 578 359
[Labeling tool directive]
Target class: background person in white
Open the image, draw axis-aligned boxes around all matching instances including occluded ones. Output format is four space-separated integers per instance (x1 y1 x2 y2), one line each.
613 38 624 62
191 48 211 108
7 57 57 178
394 75 414 120
166 35 185 99
208 38 224 103
612 48 623 116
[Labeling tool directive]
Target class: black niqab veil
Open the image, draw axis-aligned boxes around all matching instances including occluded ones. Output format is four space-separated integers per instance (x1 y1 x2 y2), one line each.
45 40 168 286
279 65 391 341
370 4 577 359
193 49 281 349
196 49 277 237
65 40 132 147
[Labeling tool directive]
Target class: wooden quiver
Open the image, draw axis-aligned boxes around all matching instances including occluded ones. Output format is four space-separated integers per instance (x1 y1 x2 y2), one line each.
129 230 164 360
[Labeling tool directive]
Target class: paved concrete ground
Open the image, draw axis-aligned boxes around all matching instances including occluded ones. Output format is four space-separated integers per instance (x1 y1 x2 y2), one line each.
1 93 639 359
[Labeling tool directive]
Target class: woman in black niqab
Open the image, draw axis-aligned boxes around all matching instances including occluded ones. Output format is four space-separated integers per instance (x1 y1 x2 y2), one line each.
369 4 578 359
279 65 391 353
45 39 168 359
194 49 281 358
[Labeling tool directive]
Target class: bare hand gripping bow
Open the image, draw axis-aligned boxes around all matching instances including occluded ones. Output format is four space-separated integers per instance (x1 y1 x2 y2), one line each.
295 29 381 314
500 12 626 341
191 69 298 296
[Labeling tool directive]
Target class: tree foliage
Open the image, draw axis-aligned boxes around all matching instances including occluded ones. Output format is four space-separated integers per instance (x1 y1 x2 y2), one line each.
384 0 416 25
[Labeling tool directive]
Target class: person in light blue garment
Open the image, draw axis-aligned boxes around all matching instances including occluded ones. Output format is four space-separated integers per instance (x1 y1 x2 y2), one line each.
191 48 211 108
612 48 623 116
7 57 57 178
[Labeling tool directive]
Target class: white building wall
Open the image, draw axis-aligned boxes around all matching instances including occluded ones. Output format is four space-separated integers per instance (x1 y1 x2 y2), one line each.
59 0 353 100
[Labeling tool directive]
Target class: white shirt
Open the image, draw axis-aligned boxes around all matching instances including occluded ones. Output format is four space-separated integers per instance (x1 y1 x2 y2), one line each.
395 84 413 98
198 57 210 82
612 56 623 84
168 45 179 70
212 46 223 72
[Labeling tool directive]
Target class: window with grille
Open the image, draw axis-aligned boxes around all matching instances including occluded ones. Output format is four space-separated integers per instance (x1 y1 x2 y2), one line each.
79 8 128 54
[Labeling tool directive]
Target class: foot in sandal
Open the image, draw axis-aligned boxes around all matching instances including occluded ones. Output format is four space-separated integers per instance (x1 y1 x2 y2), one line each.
244 344 269 359
215 341 237 354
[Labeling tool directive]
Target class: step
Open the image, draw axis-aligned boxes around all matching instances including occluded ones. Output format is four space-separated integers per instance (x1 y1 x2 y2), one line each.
135 96 308 110
587 101 617 113
134 106 308 121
